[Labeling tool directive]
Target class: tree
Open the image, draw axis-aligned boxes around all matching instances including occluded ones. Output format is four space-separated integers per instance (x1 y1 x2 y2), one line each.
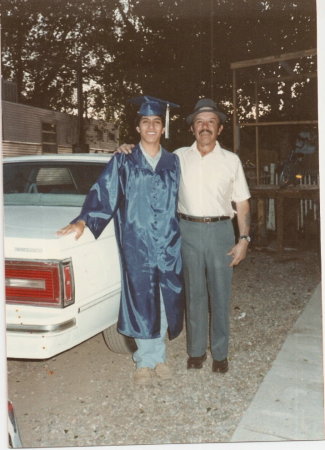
1 0 317 147
1 0 123 109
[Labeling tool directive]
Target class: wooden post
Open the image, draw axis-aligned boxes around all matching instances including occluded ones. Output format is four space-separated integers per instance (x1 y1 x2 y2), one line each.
256 198 266 245
255 77 263 239
73 57 89 153
232 69 239 153
77 57 84 147
276 197 284 252
255 80 260 184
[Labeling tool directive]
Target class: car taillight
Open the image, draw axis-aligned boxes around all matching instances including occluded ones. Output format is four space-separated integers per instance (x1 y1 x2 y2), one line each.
5 259 74 308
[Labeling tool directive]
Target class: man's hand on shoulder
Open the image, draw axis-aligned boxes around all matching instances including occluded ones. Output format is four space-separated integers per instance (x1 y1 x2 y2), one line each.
115 144 135 154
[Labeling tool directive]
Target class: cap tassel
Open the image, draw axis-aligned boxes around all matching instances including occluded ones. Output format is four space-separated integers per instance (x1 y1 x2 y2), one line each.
165 103 170 139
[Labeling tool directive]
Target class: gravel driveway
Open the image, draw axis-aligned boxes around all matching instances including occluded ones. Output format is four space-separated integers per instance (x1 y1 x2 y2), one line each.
6 248 321 448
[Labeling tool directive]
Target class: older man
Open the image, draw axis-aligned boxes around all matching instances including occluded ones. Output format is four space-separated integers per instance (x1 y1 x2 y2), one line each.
175 98 250 373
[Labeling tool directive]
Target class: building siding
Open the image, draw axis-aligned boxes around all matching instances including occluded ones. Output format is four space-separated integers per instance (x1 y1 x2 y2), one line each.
2 101 76 145
2 101 119 156
2 141 41 157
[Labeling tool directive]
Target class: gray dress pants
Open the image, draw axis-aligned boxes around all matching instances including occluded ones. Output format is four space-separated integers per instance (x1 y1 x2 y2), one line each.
180 218 234 361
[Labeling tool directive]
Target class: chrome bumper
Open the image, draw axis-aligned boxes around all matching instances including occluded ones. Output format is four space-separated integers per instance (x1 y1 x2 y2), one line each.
6 318 76 333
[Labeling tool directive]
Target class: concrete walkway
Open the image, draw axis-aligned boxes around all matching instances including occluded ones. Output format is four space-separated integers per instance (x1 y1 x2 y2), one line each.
231 283 324 443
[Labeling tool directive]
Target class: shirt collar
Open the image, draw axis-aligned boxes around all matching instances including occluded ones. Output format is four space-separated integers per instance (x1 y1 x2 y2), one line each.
191 140 222 155
139 143 162 162
134 144 174 171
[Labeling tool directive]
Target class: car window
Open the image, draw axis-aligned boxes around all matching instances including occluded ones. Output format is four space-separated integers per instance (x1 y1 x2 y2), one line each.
35 167 77 193
3 162 106 205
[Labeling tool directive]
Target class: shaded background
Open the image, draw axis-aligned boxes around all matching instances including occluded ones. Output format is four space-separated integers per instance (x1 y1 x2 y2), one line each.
1 0 317 150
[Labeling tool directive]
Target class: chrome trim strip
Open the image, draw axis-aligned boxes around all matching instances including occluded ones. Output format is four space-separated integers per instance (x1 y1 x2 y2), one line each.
6 277 46 289
78 287 120 313
6 318 76 333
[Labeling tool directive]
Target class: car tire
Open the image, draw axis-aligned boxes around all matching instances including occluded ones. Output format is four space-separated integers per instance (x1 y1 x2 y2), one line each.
102 324 137 354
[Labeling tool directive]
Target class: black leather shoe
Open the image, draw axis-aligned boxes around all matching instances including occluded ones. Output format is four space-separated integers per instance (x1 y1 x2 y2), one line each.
187 353 207 369
212 358 228 373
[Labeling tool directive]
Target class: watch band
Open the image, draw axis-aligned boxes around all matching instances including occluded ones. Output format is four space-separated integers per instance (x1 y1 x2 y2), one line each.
239 235 251 243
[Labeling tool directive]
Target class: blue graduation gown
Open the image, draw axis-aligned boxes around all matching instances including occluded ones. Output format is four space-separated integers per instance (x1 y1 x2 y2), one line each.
73 146 184 339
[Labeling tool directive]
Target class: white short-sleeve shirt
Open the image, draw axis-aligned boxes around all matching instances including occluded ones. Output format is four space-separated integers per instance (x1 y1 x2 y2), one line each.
174 141 250 218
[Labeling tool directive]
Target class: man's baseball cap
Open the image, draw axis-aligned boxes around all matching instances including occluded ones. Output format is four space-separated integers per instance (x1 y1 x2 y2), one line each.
186 98 226 125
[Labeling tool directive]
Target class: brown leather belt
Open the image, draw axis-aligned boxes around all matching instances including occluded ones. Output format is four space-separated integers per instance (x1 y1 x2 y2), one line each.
178 213 230 223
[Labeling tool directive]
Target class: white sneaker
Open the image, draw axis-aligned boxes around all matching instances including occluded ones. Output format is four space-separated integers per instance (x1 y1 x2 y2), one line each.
154 363 173 379
133 367 154 385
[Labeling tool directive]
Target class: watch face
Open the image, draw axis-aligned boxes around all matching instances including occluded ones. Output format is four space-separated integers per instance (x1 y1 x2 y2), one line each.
240 235 251 242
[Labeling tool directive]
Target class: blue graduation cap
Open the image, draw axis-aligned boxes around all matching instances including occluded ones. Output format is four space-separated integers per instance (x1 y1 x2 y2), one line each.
129 95 180 139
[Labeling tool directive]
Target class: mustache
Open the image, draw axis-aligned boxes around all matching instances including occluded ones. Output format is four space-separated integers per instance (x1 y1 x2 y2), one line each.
199 129 213 135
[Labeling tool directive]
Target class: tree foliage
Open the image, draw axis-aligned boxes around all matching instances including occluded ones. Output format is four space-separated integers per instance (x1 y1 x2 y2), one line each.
1 0 317 146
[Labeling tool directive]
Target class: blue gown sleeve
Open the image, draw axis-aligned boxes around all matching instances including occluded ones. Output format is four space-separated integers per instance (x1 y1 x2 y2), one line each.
71 155 122 239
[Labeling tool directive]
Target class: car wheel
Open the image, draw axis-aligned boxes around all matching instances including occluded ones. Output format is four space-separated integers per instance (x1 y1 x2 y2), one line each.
102 324 137 354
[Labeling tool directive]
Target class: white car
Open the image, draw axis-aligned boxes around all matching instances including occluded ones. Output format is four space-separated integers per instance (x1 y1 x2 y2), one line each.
4 153 135 359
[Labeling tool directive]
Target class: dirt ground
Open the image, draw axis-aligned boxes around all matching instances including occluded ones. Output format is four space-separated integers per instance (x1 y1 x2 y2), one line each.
6 248 321 448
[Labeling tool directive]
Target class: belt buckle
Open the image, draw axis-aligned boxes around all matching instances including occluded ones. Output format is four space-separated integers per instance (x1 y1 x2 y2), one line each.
203 217 211 223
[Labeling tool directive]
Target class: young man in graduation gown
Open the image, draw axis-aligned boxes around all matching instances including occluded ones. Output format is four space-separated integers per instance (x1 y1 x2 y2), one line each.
57 96 184 385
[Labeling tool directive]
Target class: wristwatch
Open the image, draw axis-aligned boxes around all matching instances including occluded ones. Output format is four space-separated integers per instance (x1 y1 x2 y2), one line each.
239 235 251 243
